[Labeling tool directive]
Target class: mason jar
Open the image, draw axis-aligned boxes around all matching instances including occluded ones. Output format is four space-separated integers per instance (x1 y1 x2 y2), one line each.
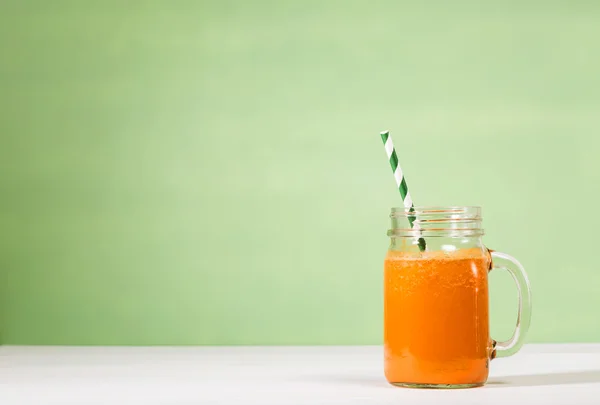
384 206 532 388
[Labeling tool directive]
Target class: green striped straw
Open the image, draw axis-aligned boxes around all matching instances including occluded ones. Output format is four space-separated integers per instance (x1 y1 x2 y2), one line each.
380 130 426 251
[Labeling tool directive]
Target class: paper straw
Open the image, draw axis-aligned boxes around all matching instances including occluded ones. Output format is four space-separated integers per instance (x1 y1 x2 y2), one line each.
380 130 426 251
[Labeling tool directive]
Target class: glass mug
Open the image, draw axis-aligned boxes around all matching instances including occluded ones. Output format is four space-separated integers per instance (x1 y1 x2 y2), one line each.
384 207 531 388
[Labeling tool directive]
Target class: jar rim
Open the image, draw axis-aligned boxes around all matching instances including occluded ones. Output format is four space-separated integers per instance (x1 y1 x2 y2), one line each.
388 206 483 237
390 206 481 216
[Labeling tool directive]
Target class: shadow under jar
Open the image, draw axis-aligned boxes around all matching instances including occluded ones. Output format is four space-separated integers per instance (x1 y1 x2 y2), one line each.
383 207 531 388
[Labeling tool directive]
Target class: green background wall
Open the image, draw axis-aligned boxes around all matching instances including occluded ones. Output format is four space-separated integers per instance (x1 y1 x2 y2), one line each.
1 1 599 345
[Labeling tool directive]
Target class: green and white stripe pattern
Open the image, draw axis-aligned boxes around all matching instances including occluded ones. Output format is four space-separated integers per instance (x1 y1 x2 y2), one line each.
380 130 426 251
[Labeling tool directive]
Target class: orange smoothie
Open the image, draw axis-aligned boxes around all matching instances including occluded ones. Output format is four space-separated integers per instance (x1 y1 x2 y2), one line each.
384 248 493 386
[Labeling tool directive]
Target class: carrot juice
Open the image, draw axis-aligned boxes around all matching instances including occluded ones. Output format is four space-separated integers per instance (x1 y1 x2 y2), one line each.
384 247 493 387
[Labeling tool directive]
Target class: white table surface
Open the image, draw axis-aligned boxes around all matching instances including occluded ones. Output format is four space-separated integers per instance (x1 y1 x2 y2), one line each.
1 344 600 405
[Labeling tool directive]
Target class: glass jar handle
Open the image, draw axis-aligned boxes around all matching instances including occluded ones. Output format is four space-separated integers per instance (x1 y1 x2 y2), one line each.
490 250 532 359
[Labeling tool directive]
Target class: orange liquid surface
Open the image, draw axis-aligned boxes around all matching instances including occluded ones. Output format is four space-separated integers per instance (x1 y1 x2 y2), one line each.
384 248 492 386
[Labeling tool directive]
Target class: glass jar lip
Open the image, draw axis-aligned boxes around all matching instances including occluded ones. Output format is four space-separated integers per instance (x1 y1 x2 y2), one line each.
391 206 481 215
388 206 483 237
